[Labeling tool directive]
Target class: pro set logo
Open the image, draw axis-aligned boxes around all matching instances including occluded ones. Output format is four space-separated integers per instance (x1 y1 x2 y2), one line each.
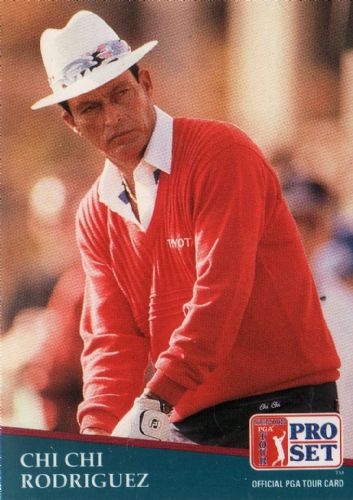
250 414 342 470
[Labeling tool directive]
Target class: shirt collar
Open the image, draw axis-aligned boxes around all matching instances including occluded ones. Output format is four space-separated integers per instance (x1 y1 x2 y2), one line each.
143 106 173 174
98 106 173 214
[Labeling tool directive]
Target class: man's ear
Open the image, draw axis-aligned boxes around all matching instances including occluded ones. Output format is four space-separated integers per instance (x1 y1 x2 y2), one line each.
62 111 80 134
138 69 153 97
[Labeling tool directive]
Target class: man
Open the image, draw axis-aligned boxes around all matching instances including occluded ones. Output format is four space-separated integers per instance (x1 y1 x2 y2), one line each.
272 431 286 467
32 11 340 448
282 174 339 289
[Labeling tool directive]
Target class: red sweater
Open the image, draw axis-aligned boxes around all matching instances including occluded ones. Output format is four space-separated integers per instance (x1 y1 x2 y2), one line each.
76 118 340 433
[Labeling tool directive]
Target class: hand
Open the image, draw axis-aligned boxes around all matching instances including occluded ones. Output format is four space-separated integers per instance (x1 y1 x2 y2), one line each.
111 397 171 441
142 389 173 415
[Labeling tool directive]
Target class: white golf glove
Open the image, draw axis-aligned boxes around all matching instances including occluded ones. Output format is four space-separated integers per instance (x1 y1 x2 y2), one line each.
111 397 171 441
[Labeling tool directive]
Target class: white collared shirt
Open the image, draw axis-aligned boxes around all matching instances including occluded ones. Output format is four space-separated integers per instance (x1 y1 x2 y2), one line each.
98 106 173 230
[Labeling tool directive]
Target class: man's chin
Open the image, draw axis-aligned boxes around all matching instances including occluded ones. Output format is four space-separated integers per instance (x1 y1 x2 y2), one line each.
106 142 145 167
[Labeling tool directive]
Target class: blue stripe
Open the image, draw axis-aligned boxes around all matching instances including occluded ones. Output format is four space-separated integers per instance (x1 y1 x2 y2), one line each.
118 190 129 204
153 169 161 184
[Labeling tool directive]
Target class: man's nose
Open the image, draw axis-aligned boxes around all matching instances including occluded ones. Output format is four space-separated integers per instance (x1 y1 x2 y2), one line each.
103 102 124 127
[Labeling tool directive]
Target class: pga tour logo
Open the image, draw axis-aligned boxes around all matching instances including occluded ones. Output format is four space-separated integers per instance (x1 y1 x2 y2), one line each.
250 414 343 469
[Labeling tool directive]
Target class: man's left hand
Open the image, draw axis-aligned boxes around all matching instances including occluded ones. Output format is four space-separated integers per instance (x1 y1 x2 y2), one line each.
111 397 171 441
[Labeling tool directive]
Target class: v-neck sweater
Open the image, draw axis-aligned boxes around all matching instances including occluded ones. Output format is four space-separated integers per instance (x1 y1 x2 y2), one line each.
76 117 340 433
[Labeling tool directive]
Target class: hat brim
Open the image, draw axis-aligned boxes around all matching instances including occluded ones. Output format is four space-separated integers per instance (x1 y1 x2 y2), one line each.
31 40 158 110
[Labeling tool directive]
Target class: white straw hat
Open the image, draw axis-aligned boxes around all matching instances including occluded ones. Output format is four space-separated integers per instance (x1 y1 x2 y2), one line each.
31 10 158 110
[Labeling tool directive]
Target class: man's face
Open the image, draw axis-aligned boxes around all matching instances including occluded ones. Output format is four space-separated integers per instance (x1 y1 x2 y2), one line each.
63 69 156 169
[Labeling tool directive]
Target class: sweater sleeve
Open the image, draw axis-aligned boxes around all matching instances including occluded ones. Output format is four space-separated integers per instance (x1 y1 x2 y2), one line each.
147 143 278 405
76 195 149 433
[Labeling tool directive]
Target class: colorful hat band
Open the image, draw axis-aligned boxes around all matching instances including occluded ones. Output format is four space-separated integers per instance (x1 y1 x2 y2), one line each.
50 39 131 91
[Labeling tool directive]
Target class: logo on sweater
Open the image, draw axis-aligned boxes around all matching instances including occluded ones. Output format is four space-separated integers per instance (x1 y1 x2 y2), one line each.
167 237 193 249
250 414 342 469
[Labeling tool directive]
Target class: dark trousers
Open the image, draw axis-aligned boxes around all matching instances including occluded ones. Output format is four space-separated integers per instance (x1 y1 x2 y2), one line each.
170 382 338 449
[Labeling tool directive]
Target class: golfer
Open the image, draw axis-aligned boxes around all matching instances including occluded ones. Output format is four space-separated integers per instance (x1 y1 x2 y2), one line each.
32 11 340 448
